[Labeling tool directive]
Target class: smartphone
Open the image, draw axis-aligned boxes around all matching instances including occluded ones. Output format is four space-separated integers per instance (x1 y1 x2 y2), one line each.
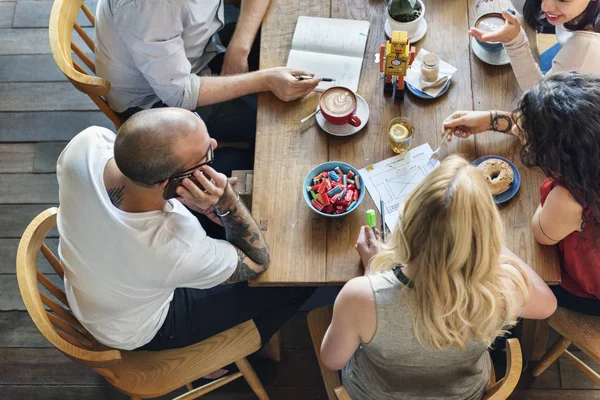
162 172 206 200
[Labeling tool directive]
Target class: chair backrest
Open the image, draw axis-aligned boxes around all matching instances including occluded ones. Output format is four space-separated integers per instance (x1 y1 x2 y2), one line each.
16 208 122 369
333 338 522 400
49 0 123 129
309 306 522 400
483 338 522 400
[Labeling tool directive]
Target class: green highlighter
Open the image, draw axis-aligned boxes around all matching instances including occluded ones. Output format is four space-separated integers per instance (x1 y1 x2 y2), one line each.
365 209 377 235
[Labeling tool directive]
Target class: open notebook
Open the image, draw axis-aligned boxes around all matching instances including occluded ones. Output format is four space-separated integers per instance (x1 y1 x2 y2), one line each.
286 16 370 92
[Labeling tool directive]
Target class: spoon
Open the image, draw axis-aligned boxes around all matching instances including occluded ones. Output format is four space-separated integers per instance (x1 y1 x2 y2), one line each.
301 108 321 124
421 76 449 90
431 128 451 161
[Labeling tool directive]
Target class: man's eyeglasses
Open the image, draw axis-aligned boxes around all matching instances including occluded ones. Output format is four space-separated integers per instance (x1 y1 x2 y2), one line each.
157 144 214 184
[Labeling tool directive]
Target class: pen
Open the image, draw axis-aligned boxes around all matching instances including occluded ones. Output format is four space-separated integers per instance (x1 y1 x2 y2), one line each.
366 209 377 236
295 75 336 82
380 199 386 242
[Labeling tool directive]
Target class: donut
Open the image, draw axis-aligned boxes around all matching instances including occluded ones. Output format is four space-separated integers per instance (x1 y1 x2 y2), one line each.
477 158 514 195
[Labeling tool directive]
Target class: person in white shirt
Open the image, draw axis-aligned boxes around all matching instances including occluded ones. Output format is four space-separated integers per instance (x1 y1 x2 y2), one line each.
469 0 600 91
95 0 319 155
57 107 314 352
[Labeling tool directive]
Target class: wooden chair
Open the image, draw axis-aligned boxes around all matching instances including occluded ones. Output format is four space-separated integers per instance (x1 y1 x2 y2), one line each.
49 0 123 130
16 208 270 399
307 306 522 400
48 0 249 152
532 307 600 386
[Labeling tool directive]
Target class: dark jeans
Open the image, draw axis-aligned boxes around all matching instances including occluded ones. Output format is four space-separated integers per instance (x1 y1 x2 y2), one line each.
136 207 317 351
137 284 315 351
551 285 600 316
119 5 260 154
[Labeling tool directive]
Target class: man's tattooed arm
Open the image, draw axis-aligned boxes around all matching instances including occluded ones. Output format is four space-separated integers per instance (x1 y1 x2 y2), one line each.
223 248 264 284
107 186 125 209
217 185 271 284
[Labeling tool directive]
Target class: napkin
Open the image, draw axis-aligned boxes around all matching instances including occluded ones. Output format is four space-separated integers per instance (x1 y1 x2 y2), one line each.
405 49 457 97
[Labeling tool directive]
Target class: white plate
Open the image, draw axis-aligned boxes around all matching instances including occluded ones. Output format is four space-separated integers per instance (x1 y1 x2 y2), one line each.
471 38 510 66
385 19 428 43
316 94 369 137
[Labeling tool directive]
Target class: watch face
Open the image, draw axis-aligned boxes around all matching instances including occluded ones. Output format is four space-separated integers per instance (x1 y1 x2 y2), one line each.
391 59 401 66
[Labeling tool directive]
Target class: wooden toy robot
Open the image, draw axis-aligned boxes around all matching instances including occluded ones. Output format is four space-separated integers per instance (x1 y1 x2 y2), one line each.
380 31 416 100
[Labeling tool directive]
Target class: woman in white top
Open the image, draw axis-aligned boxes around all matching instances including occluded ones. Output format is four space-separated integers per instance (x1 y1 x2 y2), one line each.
470 0 600 91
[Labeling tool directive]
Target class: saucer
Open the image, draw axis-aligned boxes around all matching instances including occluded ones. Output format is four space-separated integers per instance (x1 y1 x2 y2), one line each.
385 19 428 43
471 155 521 204
406 79 451 99
316 94 369 137
471 39 510 66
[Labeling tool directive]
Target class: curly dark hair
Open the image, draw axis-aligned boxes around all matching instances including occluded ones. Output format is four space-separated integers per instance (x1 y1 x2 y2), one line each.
517 73 600 224
523 0 600 32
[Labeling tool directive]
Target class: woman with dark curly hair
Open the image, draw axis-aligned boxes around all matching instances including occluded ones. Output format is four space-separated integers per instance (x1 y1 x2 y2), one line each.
469 0 600 92
442 73 600 316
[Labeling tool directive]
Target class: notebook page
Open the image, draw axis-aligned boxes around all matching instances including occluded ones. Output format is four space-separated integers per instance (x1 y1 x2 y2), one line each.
287 16 370 92
286 52 363 92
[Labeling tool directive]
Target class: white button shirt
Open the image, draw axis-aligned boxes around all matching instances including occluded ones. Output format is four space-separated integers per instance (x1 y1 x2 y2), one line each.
95 0 225 112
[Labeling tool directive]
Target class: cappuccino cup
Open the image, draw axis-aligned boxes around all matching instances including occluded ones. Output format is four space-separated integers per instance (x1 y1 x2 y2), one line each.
319 87 361 127
474 12 505 51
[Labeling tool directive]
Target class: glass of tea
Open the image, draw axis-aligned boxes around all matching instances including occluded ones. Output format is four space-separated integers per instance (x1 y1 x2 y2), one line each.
387 117 414 154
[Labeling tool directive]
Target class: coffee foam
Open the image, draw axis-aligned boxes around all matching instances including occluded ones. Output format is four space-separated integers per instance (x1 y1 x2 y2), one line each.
477 16 505 32
321 88 356 116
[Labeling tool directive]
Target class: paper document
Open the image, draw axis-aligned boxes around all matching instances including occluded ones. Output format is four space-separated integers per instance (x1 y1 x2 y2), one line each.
286 16 370 92
359 144 439 233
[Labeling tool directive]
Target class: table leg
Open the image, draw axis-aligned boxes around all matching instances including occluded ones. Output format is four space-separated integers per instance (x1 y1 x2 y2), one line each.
520 319 549 361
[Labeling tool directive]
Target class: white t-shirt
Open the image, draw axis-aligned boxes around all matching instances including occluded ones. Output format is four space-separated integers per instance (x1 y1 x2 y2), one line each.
56 127 237 350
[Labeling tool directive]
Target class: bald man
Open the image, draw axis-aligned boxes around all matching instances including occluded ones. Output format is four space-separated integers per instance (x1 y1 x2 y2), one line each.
57 108 314 352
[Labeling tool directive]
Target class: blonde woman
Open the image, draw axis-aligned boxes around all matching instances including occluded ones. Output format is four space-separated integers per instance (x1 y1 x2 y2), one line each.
320 155 556 400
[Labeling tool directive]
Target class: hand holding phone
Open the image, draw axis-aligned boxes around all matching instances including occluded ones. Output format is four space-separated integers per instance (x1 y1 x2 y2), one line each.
163 171 206 200
173 166 228 210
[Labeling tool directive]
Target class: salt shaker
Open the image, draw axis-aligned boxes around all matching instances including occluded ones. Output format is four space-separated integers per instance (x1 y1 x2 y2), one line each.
421 53 440 83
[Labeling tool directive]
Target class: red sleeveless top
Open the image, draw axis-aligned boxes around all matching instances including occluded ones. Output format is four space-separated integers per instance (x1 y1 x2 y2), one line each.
540 178 600 300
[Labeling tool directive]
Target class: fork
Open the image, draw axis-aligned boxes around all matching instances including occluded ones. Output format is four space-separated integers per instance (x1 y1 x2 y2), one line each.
430 128 451 161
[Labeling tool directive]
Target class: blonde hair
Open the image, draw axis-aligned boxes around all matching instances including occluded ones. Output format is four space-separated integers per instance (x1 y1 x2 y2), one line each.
370 155 529 350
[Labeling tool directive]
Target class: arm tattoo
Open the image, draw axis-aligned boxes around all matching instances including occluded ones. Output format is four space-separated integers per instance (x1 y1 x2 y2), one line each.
221 202 271 266
107 186 125 209
223 248 263 284
490 110 514 133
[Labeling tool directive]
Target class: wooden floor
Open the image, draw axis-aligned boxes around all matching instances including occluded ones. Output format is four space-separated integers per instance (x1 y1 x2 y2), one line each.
0 1 599 399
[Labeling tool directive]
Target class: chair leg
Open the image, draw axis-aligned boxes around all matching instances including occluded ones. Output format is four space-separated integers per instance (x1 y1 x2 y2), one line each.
562 350 600 386
532 336 571 377
236 357 269 400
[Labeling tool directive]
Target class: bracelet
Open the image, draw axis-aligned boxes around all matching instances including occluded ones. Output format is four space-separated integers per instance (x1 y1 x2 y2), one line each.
214 194 240 217
489 110 494 131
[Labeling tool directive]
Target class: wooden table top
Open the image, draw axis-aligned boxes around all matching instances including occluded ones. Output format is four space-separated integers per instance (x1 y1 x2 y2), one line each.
251 0 561 286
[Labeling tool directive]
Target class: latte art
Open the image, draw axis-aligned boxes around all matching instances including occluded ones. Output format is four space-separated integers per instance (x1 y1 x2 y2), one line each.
321 89 357 116
477 16 505 33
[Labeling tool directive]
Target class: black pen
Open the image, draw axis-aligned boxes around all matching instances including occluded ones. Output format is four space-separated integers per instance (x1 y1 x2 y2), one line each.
295 75 336 82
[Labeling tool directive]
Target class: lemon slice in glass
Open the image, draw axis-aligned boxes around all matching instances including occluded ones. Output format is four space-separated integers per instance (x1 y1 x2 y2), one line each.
389 123 410 141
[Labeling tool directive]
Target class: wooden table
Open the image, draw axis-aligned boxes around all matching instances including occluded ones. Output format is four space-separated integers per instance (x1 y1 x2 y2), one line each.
252 0 560 358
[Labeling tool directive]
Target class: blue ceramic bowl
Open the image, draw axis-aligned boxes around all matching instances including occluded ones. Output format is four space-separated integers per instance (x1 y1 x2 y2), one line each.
474 12 505 52
303 161 365 218
472 155 521 205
